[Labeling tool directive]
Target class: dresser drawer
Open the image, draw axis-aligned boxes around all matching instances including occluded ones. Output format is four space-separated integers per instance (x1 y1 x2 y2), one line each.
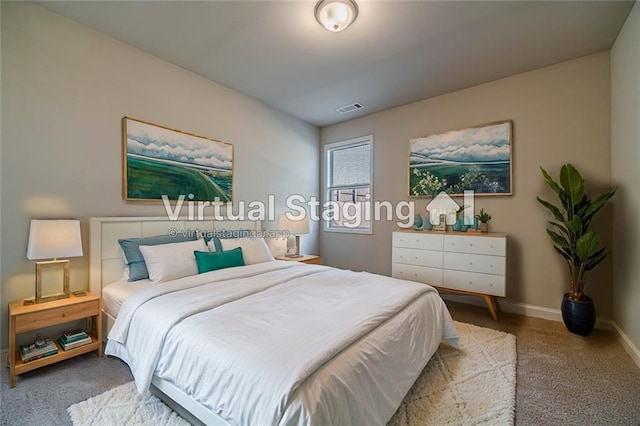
444 252 505 276
443 269 505 297
392 247 443 268
392 263 443 286
393 232 443 250
444 235 506 256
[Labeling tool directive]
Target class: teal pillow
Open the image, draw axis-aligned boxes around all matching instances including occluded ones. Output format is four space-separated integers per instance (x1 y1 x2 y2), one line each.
194 248 245 273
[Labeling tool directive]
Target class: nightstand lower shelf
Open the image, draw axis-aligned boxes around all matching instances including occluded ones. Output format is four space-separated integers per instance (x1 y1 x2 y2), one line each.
13 335 101 376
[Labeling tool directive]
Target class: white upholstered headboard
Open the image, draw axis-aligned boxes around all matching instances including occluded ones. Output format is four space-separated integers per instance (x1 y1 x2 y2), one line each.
89 216 262 296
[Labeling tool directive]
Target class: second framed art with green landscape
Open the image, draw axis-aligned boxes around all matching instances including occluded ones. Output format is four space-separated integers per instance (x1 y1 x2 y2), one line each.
123 117 233 202
409 120 512 197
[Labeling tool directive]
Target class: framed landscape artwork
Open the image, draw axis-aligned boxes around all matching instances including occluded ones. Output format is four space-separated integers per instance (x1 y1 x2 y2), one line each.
123 117 233 202
409 120 513 197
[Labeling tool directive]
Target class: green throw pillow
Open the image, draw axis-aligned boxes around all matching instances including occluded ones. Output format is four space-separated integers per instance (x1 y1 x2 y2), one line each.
194 248 245 273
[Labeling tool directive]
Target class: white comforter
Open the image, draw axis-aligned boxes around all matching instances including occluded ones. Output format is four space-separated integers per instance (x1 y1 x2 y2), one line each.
106 261 459 426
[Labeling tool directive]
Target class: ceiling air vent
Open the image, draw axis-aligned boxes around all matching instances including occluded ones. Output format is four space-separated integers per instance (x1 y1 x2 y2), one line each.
336 102 363 114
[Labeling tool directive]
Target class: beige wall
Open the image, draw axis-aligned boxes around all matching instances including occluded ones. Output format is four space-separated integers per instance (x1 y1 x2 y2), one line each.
320 53 613 317
611 4 640 351
0 3 319 349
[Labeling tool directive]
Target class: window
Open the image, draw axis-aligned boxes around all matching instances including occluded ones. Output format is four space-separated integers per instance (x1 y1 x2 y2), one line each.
324 135 373 234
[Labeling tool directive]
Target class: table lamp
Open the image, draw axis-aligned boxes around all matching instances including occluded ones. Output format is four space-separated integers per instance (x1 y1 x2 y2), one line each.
279 214 310 258
26 219 83 304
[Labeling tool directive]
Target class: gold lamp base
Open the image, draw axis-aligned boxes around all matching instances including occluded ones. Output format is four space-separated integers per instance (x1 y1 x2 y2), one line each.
35 259 70 303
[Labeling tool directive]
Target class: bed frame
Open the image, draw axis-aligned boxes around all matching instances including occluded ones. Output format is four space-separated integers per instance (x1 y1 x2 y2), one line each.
89 216 261 426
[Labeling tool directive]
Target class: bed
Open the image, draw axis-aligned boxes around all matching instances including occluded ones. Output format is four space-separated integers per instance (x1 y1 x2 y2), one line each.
90 216 459 426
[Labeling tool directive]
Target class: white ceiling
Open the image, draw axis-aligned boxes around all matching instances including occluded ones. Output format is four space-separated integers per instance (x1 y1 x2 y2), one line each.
37 1 634 127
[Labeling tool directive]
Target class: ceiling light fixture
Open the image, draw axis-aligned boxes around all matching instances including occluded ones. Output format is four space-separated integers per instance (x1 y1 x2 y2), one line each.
315 0 358 32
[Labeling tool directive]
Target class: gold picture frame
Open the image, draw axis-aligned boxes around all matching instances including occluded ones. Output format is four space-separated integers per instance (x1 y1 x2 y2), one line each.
122 117 234 203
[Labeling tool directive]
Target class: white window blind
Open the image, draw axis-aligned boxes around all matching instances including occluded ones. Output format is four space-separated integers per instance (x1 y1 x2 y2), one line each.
331 143 370 188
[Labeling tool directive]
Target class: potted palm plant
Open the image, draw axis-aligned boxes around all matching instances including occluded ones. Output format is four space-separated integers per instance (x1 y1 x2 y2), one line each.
537 164 616 336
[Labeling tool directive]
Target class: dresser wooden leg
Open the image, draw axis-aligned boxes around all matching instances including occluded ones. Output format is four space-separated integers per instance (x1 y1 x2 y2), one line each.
483 295 498 321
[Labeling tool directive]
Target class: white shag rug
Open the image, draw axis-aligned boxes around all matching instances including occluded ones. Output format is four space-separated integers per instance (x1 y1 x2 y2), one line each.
388 321 516 425
67 382 189 426
68 321 516 425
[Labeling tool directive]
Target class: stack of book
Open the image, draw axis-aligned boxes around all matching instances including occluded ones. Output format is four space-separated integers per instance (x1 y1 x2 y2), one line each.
20 338 58 363
58 329 92 351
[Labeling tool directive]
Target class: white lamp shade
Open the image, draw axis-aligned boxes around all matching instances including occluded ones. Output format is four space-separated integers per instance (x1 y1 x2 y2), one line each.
279 214 310 235
26 219 83 260
315 0 358 32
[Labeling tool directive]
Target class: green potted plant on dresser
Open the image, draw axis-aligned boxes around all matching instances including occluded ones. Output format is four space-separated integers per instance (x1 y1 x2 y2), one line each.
537 163 616 336
475 209 492 232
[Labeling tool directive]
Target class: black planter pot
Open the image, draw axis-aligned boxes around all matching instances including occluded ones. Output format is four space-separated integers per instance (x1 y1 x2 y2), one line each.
561 293 596 336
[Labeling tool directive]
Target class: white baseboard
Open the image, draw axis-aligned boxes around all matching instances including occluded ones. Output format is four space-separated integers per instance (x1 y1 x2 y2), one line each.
501 299 614 331
441 294 612 330
612 322 640 370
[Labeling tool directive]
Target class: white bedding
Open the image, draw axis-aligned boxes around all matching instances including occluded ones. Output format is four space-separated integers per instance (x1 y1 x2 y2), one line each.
102 279 153 318
106 261 459 426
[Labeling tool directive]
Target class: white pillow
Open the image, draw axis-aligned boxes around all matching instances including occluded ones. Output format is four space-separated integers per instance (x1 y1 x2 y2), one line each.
219 237 274 265
139 239 205 282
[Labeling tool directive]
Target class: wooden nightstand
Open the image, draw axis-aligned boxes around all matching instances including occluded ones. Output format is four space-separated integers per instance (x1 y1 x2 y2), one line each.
276 254 321 265
8 292 102 388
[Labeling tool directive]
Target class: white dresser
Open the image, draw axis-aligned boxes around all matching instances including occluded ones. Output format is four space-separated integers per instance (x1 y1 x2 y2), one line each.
392 230 507 320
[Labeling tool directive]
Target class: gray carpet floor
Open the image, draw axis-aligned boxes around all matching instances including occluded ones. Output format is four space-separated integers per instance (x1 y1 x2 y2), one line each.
2 301 639 425
1 352 132 426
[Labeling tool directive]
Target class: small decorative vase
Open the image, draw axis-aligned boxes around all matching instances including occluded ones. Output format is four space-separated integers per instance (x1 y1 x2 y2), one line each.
452 218 462 232
472 217 479 231
561 294 595 336
423 216 432 231
479 222 489 232
414 214 423 230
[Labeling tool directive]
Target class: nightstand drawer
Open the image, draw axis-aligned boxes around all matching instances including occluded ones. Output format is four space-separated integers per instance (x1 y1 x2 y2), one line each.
15 300 100 333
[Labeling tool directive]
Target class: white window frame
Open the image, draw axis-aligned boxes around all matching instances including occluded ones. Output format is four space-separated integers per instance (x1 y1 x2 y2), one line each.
323 135 373 235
